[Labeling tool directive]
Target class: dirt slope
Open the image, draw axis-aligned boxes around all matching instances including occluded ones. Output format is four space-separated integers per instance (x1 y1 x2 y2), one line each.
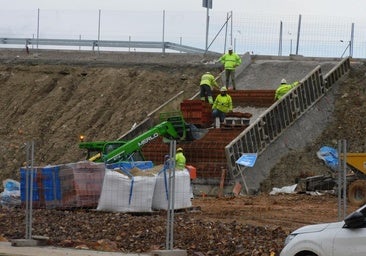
0 49 219 183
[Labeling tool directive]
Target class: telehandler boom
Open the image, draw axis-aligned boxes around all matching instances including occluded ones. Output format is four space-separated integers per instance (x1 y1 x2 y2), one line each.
79 112 207 164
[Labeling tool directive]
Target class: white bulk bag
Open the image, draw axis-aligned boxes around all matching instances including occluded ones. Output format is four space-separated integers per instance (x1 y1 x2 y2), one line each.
152 168 192 210
97 169 156 212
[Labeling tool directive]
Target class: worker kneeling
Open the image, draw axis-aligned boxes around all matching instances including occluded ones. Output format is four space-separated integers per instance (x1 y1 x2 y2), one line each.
212 87 233 127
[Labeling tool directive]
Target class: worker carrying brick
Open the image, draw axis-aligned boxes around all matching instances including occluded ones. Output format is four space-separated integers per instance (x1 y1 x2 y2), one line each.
219 46 242 90
175 147 186 170
200 71 220 104
212 87 233 125
275 78 300 100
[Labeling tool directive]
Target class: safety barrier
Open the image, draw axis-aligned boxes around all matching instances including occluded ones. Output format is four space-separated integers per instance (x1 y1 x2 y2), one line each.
225 57 351 178
0 37 218 54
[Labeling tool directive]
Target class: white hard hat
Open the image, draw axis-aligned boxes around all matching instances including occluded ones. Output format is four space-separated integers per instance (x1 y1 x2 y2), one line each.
220 87 228 92
177 147 183 152
228 46 233 51
281 78 287 84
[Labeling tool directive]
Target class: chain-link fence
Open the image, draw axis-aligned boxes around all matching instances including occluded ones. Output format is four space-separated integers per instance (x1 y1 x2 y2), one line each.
0 9 364 58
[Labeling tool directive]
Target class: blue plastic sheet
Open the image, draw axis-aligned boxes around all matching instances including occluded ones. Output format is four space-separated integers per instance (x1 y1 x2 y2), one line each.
0 179 21 207
317 146 339 171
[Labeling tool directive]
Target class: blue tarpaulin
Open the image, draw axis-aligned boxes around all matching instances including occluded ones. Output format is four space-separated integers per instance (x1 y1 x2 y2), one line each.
317 146 339 171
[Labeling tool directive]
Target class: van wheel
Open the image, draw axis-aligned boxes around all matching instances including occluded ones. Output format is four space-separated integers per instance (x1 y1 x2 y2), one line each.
348 180 366 206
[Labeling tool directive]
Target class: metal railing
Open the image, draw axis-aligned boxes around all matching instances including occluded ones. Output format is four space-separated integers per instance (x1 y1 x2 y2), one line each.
225 57 351 179
0 37 219 54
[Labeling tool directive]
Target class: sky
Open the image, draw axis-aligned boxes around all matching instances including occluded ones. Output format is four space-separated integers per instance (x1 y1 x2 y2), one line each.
1 0 363 18
0 0 364 58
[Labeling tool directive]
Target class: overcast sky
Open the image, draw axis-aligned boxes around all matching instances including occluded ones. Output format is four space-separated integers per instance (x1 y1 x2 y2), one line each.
2 0 363 18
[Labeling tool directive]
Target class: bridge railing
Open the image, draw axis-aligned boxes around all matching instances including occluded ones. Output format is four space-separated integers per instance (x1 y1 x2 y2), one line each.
225 57 351 179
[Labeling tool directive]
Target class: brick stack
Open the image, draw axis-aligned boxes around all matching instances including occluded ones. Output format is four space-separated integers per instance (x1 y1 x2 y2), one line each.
59 162 105 208
213 89 275 107
142 127 245 180
20 161 105 209
180 99 213 128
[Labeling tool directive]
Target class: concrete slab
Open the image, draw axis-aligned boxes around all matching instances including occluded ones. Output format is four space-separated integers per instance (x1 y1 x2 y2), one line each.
11 239 46 247
150 249 187 256
0 242 150 256
235 55 339 90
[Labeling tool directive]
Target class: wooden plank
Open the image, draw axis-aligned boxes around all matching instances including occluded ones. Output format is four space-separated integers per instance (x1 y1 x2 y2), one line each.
218 168 226 198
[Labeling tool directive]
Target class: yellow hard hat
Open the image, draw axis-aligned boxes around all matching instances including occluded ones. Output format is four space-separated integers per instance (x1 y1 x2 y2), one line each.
177 147 183 152
220 87 228 92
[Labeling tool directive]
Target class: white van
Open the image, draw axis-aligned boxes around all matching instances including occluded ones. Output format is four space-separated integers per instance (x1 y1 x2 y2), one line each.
280 204 366 256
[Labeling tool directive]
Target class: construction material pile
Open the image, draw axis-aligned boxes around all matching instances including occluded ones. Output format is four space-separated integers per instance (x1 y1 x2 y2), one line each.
97 164 192 212
17 161 192 212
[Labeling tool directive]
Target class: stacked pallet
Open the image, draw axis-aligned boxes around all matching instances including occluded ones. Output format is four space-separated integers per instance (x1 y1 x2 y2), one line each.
20 161 105 209
180 99 212 127
59 162 105 208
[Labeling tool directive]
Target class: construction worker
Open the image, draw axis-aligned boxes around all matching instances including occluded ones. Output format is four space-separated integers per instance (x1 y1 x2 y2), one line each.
219 46 242 90
212 87 233 124
275 78 300 100
274 78 300 130
175 147 186 170
200 71 220 104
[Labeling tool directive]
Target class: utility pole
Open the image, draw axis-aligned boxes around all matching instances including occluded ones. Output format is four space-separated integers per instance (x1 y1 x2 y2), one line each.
202 0 213 51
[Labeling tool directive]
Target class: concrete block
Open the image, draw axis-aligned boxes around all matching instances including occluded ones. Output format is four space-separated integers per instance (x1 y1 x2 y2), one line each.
11 236 49 247
150 249 187 256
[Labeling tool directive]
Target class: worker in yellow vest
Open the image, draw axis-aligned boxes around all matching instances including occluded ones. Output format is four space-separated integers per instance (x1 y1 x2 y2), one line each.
175 147 186 170
219 46 242 90
212 86 233 125
275 78 300 100
200 71 220 104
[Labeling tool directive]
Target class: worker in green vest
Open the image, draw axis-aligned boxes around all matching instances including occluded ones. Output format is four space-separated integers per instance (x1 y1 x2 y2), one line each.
219 46 242 90
275 78 300 100
175 147 186 170
200 71 220 104
212 86 233 124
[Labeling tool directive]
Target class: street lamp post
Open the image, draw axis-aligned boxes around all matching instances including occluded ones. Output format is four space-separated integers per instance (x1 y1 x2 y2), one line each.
288 32 292 55
202 0 212 51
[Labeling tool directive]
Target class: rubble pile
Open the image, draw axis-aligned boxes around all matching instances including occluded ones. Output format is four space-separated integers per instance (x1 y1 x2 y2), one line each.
0 206 286 255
